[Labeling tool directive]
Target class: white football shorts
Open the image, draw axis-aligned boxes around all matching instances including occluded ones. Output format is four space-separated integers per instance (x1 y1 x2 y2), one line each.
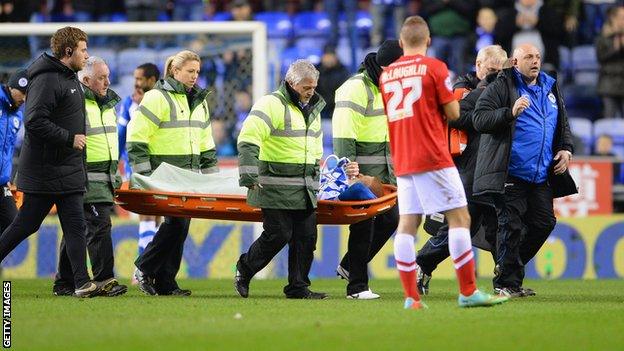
396 167 468 215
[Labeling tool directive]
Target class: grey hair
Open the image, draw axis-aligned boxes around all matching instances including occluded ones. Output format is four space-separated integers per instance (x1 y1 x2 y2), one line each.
284 59 319 85
78 56 106 82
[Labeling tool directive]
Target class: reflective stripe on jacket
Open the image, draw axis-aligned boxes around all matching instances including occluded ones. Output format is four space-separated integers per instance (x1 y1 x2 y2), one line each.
83 85 121 203
126 77 218 176
238 82 325 209
332 72 395 185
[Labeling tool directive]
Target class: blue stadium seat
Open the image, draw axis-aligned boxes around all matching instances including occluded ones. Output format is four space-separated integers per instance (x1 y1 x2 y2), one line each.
574 71 599 86
255 12 292 39
338 10 373 36
110 13 127 22
572 45 599 72
356 11 373 34
295 37 327 53
558 46 571 71
208 12 233 21
593 119 624 158
157 11 171 22
279 46 323 77
118 48 157 76
119 74 135 91
89 48 119 83
568 117 593 155
112 78 133 100
562 84 602 120
156 47 185 68
292 11 331 37
30 13 45 23
268 38 289 56
279 47 300 76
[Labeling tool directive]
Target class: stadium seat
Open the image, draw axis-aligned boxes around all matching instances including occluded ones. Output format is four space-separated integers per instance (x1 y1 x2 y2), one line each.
574 71 599 86
337 10 373 37
292 11 331 38
157 11 171 22
279 46 323 77
119 74 135 92
568 117 593 155
356 11 373 35
558 46 571 72
117 48 157 76
562 84 602 120
110 12 127 22
254 12 292 39
279 47 299 77
593 119 624 158
572 45 599 72
268 38 289 56
156 47 185 67
208 12 233 21
88 48 118 83
295 37 327 53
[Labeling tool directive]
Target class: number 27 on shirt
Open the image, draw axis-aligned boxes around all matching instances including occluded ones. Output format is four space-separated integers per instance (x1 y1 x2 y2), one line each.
382 77 423 122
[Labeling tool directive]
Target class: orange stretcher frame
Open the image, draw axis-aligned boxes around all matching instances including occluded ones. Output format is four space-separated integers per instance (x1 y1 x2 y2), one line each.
114 185 397 225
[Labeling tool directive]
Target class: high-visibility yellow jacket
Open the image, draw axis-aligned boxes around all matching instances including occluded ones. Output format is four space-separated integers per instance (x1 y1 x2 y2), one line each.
83 85 121 203
332 71 395 185
238 82 325 209
126 77 217 176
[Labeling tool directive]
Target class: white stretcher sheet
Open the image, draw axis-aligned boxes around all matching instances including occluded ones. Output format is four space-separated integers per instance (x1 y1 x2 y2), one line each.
130 163 248 195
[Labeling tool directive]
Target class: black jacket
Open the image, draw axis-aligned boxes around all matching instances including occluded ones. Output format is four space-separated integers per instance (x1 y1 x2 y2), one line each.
472 68 577 198
454 71 480 91
316 62 350 119
17 53 87 194
450 73 498 195
596 32 624 98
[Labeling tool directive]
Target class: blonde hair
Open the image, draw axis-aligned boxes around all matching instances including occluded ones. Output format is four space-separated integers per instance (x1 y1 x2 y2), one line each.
164 50 201 78
476 45 508 67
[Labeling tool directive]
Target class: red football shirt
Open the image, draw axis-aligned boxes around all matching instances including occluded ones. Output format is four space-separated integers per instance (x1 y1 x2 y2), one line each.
379 54 456 176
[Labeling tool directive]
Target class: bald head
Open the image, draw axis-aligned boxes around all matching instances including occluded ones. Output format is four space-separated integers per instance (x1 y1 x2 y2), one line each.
513 43 541 83
399 16 430 51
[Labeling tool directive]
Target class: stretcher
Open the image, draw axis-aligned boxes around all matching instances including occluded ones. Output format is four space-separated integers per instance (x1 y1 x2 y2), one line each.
114 184 397 225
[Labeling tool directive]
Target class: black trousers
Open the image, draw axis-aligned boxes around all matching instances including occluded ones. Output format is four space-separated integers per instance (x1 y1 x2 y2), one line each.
340 204 398 295
0 192 89 288
238 208 317 297
416 200 497 276
135 216 190 293
493 177 556 289
0 186 17 233
55 203 115 286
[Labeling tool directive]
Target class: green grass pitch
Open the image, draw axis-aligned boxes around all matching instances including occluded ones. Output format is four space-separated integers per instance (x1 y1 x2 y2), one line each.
7 279 624 351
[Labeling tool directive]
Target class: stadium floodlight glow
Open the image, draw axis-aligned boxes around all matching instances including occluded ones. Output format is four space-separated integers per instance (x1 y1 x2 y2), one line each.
0 21 268 101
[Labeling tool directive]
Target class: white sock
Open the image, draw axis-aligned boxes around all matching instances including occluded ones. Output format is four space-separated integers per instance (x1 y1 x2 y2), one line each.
448 227 473 268
138 220 157 252
394 233 416 271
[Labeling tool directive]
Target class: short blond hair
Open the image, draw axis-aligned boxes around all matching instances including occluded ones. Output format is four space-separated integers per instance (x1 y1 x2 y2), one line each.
400 16 430 48
476 45 508 66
